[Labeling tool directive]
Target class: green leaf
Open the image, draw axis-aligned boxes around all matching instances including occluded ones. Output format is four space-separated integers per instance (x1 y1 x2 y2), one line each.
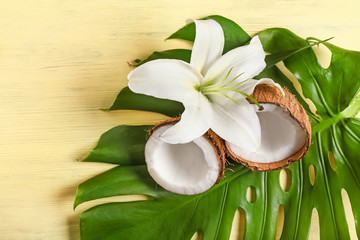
83 125 152 165
74 165 164 209
258 28 360 118
75 19 360 239
107 87 184 117
259 28 360 239
264 37 333 70
76 120 360 239
168 15 251 54
136 49 191 66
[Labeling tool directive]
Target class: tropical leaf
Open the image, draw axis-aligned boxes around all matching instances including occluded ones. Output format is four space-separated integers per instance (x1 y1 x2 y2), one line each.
168 15 251 54
75 16 360 239
107 87 184 117
258 28 360 239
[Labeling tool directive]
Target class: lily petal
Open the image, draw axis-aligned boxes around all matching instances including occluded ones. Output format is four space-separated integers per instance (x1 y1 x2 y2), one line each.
160 92 211 144
189 19 224 76
239 78 285 96
128 59 202 103
204 36 266 86
210 99 261 152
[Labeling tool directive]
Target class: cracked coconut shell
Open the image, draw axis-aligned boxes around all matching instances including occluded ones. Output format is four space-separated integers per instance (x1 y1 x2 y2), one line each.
225 85 312 172
145 118 226 195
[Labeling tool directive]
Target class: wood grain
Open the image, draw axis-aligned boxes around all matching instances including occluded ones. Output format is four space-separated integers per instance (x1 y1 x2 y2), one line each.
0 0 359 239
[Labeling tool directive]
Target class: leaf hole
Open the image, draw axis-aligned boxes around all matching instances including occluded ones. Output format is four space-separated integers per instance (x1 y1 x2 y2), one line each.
275 205 285 240
275 61 320 118
309 208 320 240
328 151 337 172
74 195 149 213
309 164 316 186
312 42 332 69
230 208 246 240
246 186 256 203
190 230 203 240
341 189 358 239
279 168 291 192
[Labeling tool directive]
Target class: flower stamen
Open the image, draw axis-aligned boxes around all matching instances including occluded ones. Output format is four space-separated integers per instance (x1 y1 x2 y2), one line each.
222 72 244 88
221 87 263 110
195 68 263 110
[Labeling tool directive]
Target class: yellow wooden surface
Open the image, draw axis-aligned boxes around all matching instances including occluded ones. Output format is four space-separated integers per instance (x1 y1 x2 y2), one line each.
1 0 359 239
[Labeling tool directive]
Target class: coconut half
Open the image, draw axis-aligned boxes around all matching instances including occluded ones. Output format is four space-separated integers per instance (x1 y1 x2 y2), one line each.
145 118 226 195
226 85 311 171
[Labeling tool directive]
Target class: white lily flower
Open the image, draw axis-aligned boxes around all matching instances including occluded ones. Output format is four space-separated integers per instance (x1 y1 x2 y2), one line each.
128 19 283 152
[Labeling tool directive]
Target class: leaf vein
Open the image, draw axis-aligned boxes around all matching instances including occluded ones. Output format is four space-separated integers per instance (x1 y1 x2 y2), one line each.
259 172 268 240
214 182 229 240
332 124 360 187
341 120 360 143
293 160 304 240
181 198 200 240
317 131 339 239
337 70 344 113
304 61 334 117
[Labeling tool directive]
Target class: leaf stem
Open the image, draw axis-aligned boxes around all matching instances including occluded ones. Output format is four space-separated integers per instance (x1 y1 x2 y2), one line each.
340 95 360 118
312 95 359 134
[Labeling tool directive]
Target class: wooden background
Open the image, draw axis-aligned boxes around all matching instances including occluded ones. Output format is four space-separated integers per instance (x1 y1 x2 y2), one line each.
1 0 359 239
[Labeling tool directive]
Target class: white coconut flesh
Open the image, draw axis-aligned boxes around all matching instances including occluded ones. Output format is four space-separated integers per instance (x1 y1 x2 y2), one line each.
227 103 307 163
145 125 221 195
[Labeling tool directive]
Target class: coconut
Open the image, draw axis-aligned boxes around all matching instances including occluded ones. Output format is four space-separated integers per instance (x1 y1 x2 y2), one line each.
225 85 311 172
145 118 226 195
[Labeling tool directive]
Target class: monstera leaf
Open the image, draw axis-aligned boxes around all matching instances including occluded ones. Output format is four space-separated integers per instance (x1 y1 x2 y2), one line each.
74 16 360 239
